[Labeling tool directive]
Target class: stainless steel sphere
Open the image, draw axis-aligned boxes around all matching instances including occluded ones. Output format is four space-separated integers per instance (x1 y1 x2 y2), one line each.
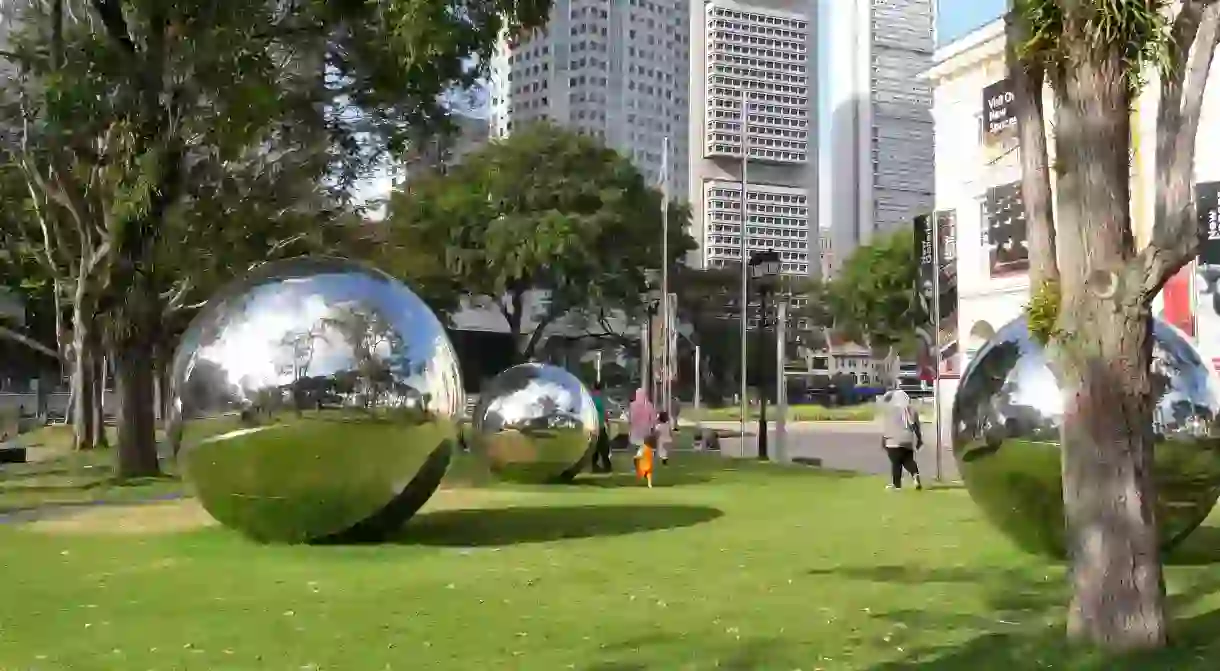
169 256 464 543
471 363 598 483
953 317 1220 557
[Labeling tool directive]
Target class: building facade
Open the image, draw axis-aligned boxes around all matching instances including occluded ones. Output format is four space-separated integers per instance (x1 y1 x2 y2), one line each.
825 0 935 270
924 18 1220 429
488 0 690 196
687 0 818 276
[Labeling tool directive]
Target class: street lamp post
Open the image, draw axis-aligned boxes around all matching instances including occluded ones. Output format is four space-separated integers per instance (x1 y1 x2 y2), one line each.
749 250 782 461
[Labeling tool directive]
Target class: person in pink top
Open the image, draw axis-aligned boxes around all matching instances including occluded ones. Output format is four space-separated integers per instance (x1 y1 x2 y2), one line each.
627 388 657 452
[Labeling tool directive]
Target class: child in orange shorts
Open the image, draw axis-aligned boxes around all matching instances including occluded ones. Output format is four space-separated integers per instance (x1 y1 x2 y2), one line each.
634 434 655 488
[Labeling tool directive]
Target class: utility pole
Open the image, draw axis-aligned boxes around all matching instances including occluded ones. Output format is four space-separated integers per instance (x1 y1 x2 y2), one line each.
661 136 671 421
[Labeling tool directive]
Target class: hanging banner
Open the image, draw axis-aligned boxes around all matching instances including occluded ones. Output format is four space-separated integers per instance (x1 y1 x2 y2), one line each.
1161 266 1195 337
914 211 959 380
982 78 1018 145
985 180 1029 277
1194 181 1220 372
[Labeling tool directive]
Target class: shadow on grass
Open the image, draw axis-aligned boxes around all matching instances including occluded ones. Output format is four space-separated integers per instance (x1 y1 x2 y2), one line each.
394 504 723 547
1165 524 1220 566
585 634 803 671
808 562 1220 670
568 471 713 488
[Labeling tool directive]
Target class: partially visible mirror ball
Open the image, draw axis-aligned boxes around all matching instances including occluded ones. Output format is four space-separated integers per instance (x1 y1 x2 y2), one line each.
953 317 1220 558
472 363 598 483
169 256 464 543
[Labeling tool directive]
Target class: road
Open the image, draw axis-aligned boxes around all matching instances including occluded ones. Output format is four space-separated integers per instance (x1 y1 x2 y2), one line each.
693 421 961 481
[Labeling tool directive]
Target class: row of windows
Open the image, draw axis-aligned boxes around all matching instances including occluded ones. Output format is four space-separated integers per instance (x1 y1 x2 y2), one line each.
709 65 808 86
708 218 809 234
707 188 807 205
710 52 806 75
708 6 808 34
708 76 808 98
707 30 806 54
708 236 809 251
706 112 810 133
708 258 809 274
708 88 809 109
705 143 807 163
713 41 807 64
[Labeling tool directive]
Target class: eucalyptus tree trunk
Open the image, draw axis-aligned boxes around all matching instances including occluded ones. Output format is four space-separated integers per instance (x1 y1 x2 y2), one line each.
112 279 162 479
1051 42 1165 650
70 295 97 451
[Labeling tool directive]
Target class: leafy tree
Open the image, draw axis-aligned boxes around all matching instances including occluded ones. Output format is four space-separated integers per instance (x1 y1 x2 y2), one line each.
380 120 695 362
1 0 550 476
825 230 923 351
1008 0 1220 649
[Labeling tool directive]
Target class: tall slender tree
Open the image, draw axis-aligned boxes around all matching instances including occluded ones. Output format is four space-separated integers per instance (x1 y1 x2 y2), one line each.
1009 0 1220 649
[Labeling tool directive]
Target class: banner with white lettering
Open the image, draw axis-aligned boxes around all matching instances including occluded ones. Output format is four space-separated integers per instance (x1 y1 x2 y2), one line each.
1195 181 1220 374
914 211 959 380
982 79 1018 145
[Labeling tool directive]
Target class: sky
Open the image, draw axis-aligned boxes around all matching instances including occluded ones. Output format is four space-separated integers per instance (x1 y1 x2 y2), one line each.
937 0 1007 45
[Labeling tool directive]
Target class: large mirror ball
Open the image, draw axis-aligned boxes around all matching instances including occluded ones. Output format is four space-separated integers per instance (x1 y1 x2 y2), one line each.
169 256 465 543
953 317 1220 558
472 363 599 483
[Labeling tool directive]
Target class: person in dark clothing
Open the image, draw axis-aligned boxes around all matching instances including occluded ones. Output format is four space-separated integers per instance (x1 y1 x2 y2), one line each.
589 381 613 472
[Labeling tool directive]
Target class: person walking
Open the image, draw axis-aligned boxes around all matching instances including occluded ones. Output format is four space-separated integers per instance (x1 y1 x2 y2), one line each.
654 410 672 465
589 381 613 472
628 387 657 454
879 385 923 490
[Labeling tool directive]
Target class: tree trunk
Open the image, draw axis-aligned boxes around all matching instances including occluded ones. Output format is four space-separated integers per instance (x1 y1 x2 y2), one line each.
90 340 109 450
1052 41 1166 649
70 302 96 451
114 336 161 478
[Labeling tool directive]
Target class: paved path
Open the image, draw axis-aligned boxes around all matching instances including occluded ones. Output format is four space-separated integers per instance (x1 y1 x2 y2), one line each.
708 422 961 482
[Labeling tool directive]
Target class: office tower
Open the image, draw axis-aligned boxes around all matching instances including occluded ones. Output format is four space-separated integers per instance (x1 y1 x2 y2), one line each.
488 0 690 196
825 0 934 269
688 0 818 276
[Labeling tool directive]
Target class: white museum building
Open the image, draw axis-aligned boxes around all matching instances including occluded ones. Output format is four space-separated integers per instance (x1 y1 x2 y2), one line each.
922 17 1220 439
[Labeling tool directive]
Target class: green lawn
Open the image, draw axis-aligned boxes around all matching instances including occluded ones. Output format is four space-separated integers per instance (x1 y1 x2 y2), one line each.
6 453 1220 669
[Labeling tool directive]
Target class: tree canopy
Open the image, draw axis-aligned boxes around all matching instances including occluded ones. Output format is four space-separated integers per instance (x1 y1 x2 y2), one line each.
379 120 696 362
825 229 923 351
0 0 553 473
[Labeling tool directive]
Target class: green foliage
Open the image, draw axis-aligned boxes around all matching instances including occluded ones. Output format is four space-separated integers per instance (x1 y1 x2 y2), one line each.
1014 0 1171 93
1026 278 1063 346
826 230 923 349
380 121 696 358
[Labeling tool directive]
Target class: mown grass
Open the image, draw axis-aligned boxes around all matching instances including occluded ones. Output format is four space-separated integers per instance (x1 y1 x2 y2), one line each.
5 452 1220 669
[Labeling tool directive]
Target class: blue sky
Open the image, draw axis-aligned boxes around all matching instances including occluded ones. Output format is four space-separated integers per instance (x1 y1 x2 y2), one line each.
937 0 1007 44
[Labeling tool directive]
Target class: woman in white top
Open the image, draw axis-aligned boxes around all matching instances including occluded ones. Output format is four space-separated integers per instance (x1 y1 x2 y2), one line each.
878 386 923 490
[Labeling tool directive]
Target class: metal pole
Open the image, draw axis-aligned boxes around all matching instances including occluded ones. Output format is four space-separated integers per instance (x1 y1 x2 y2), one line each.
756 285 768 460
931 212 944 482
595 350 602 385
661 136 670 422
694 343 702 449
776 299 788 463
739 88 750 456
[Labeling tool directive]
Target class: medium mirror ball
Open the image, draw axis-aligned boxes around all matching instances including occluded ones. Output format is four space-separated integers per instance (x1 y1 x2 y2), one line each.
169 256 464 543
471 363 599 483
953 317 1220 558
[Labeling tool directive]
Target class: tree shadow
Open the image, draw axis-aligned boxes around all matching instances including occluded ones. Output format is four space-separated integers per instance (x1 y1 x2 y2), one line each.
1165 523 1220 566
585 634 800 671
392 504 723 547
806 561 1220 670
568 471 713 488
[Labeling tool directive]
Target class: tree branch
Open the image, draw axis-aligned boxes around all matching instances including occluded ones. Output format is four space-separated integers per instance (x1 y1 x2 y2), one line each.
89 0 137 54
1139 1 1220 301
1005 8 1058 287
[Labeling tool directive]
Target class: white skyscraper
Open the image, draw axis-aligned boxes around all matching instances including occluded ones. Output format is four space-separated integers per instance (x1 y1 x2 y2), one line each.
825 0 934 269
488 0 690 196
687 0 818 276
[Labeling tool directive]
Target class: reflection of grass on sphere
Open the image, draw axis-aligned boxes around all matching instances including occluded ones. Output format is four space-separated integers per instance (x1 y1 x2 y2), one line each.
181 409 454 543
476 428 593 484
959 437 1220 558
14 454 1220 668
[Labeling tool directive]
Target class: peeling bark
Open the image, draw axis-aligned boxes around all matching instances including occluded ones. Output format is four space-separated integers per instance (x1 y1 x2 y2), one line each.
1051 33 1166 648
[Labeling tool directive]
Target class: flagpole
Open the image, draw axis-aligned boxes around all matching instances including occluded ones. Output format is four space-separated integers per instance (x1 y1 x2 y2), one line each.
739 88 750 455
661 136 670 421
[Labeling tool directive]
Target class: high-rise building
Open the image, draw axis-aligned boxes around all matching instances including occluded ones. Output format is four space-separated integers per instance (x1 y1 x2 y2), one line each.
488 0 690 196
687 0 818 277
825 0 935 269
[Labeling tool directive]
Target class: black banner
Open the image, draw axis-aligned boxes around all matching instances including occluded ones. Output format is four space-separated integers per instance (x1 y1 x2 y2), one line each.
914 211 959 380
985 180 1029 277
983 78 1017 144
1199 182 1220 265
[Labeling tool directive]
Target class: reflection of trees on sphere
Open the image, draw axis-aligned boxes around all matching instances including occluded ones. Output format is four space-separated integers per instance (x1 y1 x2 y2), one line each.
952 317 1220 558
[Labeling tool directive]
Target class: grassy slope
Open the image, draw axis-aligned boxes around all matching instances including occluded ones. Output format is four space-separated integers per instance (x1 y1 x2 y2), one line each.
3 456 1220 669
